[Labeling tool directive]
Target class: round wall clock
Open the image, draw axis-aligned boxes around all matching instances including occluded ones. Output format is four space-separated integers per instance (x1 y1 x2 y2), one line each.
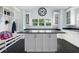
38 7 47 16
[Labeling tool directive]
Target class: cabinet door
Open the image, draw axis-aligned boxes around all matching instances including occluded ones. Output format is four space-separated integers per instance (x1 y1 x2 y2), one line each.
28 34 36 52
36 34 43 52
57 34 62 39
25 34 30 52
49 34 57 52
43 34 57 52
74 32 79 47
43 34 49 52
66 11 71 24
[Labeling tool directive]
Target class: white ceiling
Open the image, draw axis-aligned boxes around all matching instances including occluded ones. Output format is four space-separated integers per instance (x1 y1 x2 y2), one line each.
17 6 70 11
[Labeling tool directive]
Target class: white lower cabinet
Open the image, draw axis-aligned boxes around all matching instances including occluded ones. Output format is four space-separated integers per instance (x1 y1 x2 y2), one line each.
43 34 57 52
25 34 57 52
49 34 57 52
25 34 28 51
29 34 36 52
25 34 36 52
36 34 43 52
62 30 79 48
43 34 49 52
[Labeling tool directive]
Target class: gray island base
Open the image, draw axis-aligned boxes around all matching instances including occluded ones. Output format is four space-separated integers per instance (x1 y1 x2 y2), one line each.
18 29 65 52
25 34 57 52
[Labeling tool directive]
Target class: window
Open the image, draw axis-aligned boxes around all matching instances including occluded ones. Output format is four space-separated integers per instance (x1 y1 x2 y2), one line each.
45 19 51 26
66 11 71 24
53 12 59 24
39 19 44 26
32 19 51 26
26 14 29 24
55 14 59 24
32 19 38 26
46 22 51 26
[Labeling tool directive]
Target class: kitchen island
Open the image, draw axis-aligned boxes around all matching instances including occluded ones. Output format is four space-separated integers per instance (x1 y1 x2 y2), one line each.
18 28 65 52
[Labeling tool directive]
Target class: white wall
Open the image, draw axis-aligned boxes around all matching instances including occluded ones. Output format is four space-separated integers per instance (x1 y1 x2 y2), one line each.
0 6 14 32
30 7 53 28
0 6 23 32
61 10 67 27
59 10 65 29
14 7 23 31
23 7 62 29
0 16 7 32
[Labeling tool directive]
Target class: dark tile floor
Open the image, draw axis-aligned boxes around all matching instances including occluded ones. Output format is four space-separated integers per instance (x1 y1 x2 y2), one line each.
57 39 79 53
3 39 26 53
3 39 79 53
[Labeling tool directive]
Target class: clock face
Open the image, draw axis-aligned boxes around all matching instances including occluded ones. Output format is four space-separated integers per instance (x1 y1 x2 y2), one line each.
38 7 47 16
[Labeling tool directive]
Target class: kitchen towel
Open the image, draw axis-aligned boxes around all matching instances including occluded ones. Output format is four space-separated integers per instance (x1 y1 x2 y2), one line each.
12 21 16 33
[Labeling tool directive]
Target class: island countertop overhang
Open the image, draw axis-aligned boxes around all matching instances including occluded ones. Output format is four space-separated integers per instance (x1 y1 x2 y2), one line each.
17 31 65 34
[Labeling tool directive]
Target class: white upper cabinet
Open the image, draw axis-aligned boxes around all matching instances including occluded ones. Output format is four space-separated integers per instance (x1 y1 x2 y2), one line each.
0 6 3 14
75 8 79 26
65 8 76 25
